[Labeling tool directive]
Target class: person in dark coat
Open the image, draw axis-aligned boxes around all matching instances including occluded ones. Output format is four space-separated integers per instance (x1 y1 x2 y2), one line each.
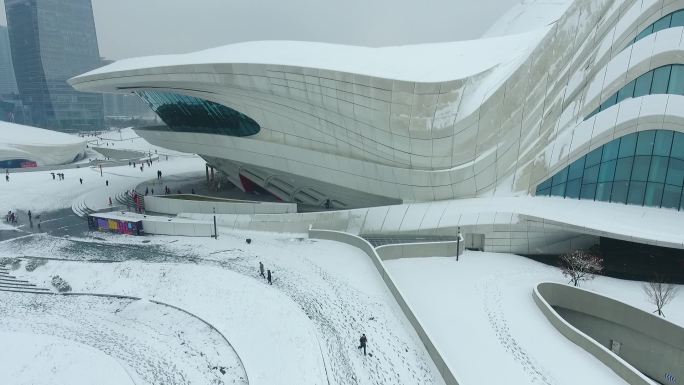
259 262 265 278
51 172 55 180
79 178 83 185
358 334 367 356
27 210 32 221
267 270 272 285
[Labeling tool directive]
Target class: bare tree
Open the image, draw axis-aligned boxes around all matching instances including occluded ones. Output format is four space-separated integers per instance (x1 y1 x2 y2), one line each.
643 277 679 317
559 250 604 287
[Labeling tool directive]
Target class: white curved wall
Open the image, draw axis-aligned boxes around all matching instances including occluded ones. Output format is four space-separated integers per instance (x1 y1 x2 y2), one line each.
0 122 86 167
70 0 684 205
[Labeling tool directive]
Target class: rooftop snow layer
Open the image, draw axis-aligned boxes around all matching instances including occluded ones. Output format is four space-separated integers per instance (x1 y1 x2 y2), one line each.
483 0 573 38
0 121 85 147
72 30 549 84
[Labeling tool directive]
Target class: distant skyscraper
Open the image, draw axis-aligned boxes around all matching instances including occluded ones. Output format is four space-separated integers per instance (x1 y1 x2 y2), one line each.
6 0 104 132
0 25 18 96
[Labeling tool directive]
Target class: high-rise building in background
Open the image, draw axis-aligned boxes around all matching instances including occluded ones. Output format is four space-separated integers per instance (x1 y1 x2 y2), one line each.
100 58 154 126
6 0 104 132
0 25 18 96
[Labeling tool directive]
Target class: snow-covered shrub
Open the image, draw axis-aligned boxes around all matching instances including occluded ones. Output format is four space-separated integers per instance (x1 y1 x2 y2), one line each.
0 257 21 270
25 258 47 272
51 275 71 293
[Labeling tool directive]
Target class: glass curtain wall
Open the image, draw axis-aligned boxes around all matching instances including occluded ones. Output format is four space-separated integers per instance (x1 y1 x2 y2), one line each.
536 130 684 210
631 9 684 45
586 64 684 119
137 90 260 137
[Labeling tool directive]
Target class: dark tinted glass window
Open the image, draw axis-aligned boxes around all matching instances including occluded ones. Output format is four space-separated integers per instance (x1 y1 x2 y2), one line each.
619 133 638 158
667 158 684 186
654 130 674 156
653 15 672 33
627 181 646 205
585 147 603 167
537 130 683 210
615 157 634 181
596 182 613 201
631 156 651 181
636 131 655 156
672 10 684 28
651 66 672 94
668 65 684 95
662 184 682 208
602 140 620 161
672 132 684 160
616 80 636 102
645 182 664 206
568 157 586 180
634 71 654 97
583 164 600 184
648 156 669 183
137 90 260 137
611 181 629 203
565 179 581 198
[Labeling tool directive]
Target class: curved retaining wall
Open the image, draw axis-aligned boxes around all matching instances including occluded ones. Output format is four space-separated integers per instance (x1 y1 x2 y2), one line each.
144 195 297 216
376 240 462 260
534 282 684 385
308 228 461 385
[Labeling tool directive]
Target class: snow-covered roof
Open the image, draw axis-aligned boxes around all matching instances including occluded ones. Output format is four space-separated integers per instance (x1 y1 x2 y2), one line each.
73 29 549 84
0 121 85 147
482 0 574 38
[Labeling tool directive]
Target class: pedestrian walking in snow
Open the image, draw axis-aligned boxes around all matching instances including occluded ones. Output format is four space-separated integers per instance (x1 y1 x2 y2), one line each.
259 262 265 278
140 165 143 172
358 334 367 356
151 188 154 195
51 172 55 180
108 197 112 205
145 187 149 195
27 210 32 221
5 174 8 182
106 180 109 186
267 270 272 285
79 178 83 185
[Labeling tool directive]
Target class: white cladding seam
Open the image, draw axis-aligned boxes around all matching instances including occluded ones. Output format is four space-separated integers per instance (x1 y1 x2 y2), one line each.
69 0 684 205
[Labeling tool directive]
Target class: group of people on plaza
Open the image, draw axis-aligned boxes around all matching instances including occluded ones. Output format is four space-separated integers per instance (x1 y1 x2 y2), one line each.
5 210 40 230
50 172 66 180
258 261 273 285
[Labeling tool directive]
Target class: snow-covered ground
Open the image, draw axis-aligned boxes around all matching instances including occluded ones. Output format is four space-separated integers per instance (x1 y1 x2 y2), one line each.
386 252 684 385
0 230 444 385
1 128 204 214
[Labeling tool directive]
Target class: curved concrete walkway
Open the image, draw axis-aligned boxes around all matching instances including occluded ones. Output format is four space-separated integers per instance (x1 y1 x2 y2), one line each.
534 282 684 385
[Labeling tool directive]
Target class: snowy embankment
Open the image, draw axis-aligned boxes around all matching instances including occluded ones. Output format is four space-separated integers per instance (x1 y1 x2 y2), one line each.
3 229 445 385
0 332 135 385
0 291 246 385
386 252 684 385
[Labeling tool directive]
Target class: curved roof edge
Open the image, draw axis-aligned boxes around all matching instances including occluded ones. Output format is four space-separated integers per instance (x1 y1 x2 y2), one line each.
0 121 86 147
71 28 550 86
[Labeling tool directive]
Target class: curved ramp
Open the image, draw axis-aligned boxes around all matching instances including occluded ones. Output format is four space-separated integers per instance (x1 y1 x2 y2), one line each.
534 282 684 385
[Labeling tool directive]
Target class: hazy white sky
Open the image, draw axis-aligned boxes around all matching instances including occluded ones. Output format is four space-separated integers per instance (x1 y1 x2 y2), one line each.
0 0 521 59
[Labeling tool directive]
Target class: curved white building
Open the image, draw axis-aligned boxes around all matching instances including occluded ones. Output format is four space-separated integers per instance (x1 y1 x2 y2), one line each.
0 121 86 168
69 0 684 259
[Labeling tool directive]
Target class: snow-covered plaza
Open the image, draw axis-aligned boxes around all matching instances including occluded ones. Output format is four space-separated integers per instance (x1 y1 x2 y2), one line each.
0 128 681 385
3 0 684 382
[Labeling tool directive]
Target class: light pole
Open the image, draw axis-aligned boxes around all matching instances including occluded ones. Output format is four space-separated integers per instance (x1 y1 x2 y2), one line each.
456 226 461 261
213 207 218 239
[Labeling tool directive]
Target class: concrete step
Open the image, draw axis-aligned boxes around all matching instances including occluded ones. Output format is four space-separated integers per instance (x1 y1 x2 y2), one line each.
0 280 38 287
0 278 31 284
0 282 36 288
0 287 52 294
